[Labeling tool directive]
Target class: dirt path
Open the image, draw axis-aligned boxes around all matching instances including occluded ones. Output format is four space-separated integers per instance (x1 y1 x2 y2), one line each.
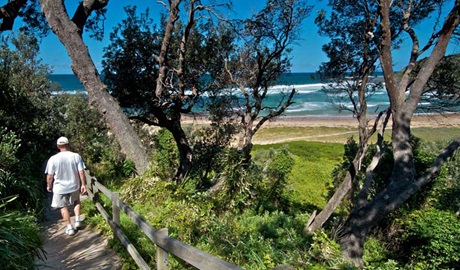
37 194 122 270
254 130 358 145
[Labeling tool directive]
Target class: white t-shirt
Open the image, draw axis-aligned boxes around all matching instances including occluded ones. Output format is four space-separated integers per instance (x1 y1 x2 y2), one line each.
45 151 86 194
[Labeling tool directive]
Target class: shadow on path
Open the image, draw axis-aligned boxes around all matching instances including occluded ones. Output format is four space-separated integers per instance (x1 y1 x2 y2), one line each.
36 193 122 270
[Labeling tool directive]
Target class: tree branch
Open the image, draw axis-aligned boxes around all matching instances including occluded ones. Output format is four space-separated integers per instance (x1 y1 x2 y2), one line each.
0 0 27 32
71 0 108 34
406 1 460 114
156 0 180 98
356 109 391 208
253 87 295 133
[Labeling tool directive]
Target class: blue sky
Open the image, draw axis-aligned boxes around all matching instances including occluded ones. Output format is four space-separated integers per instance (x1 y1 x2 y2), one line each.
35 0 459 74
36 0 328 74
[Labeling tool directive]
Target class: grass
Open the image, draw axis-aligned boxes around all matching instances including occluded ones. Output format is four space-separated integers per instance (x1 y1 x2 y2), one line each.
252 125 459 210
254 126 460 144
253 141 344 210
254 126 357 144
411 127 460 142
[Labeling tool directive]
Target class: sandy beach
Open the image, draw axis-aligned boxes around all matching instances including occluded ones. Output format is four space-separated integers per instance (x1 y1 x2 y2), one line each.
261 113 460 128
181 113 459 145
183 113 460 128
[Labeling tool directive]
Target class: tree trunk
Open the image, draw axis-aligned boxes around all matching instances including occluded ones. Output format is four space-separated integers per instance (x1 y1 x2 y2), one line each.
237 121 254 167
340 137 460 266
339 0 460 263
40 0 150 174
339 116 415 266
168 121 192 183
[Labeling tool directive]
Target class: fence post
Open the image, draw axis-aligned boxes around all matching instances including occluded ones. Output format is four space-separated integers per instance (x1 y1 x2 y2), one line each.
112 192 120 226
156 228 170 270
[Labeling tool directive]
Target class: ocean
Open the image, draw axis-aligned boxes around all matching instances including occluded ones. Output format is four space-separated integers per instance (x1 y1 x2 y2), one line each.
49 73 390 117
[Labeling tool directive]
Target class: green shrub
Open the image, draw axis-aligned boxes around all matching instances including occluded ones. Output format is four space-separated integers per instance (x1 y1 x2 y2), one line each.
0 127 21 170
308 230 345 267
363 237 402 269
0 128 43 211
150 128 179 180
396 208 460 269
189 121 237 189
0 197 45 270
252 147 295 212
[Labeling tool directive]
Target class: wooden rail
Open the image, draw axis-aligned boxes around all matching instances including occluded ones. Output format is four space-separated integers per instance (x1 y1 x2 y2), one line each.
84 171 241 270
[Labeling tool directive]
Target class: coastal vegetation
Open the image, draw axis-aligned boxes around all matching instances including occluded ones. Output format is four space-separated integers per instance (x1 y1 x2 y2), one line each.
0 0 459 269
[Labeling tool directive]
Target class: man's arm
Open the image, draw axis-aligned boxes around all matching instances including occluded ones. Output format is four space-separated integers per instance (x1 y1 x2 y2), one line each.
79 170 87 194
46 174 53 192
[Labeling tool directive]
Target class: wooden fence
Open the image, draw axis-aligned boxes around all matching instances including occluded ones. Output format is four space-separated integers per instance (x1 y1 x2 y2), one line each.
84 171 242 270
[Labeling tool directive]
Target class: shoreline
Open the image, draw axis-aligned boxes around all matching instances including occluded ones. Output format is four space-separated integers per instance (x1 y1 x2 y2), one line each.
183 113 460 128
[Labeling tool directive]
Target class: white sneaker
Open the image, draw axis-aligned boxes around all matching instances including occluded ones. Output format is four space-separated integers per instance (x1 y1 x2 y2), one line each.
65 226 75 236
75 220 83 229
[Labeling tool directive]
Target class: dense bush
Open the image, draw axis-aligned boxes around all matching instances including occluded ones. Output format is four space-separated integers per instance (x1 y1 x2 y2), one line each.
85 140 352 269
149 128 179 180
0 198 45 270
0 129 45 268
395 208 460 269
0 128 43 211
252 147 295 213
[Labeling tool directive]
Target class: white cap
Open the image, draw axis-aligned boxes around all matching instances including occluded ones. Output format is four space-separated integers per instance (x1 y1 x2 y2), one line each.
57 137 69 145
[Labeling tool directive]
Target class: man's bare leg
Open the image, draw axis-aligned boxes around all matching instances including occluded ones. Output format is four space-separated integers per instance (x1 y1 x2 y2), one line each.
74 200 82 228
73 200 81 219
61 206 75 235
60 206 71 225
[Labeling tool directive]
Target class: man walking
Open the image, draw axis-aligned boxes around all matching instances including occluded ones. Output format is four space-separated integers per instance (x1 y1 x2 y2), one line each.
45 137 87 236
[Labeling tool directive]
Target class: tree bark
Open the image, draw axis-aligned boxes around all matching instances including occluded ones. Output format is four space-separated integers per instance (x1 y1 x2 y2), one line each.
167 121 192 183
40 0 150 174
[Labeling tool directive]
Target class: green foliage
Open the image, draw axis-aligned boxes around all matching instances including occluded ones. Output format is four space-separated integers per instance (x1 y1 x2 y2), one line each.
110 137 352 269
0 32 57 169
217 148 253 211
329 135 444 215
0 197 45 270
363 237 402 270
0 127 21 170
201 210 313 269
364 138 460 268
102 5 159 109
252 147 295 212
189 121 238 189
417 54 460 113
149 128 179 180
308 230 347 268
93 155 137 183
254 141 344 210
395 208 460 269
86 132 460 269
51 93 110 164
0 128 43 211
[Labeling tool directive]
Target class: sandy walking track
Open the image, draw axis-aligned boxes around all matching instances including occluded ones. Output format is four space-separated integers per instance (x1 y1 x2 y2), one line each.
37 194 122 270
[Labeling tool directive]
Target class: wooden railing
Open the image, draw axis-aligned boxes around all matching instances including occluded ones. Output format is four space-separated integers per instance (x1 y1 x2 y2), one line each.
84 171 241 270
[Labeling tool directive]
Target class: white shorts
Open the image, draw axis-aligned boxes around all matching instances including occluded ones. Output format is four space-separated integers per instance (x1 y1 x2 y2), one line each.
51 190 80 209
